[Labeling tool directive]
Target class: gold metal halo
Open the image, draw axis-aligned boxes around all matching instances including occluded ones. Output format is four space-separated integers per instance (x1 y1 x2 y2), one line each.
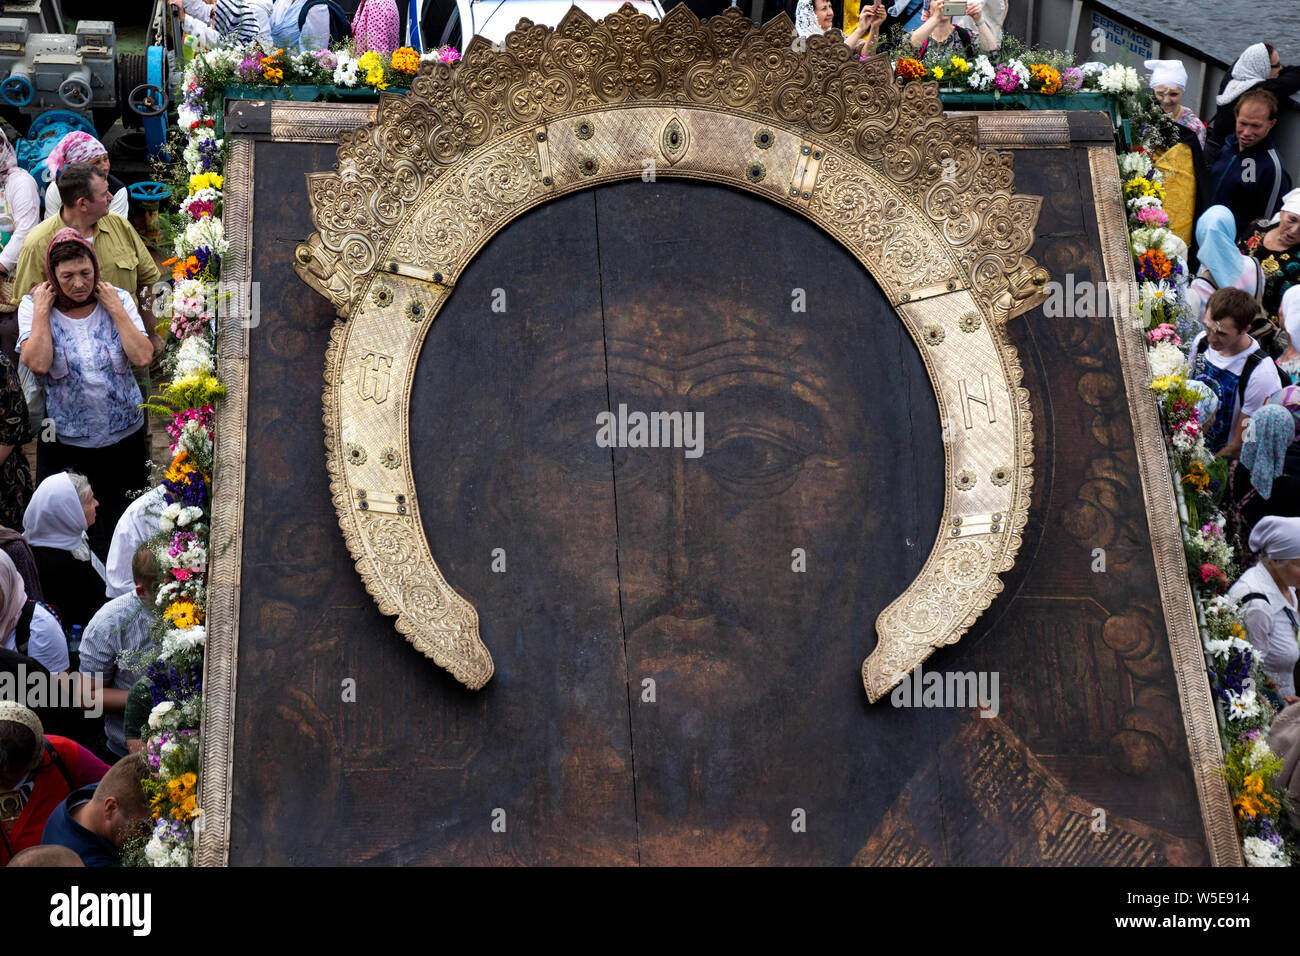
296 4 1048 701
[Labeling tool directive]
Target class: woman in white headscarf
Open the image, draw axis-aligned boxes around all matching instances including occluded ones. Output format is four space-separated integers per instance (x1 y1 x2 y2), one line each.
23 472 105 633
794 0 832 37
1144 59 1208 249
0 549 66 673
1227 515 1300 703
1146 59 1206 149
1207 42 1300 163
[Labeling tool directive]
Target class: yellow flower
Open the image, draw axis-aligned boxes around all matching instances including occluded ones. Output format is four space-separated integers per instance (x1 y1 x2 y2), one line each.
357 50 382 72
951 56 968 72
181 772 197 789
1233 773 1279 821
1181 462 1210 493
1149 375 1182 393
164 599 202 630
1229 622 1245 639
187 171 223 195
1029 63 1061 95
931 66 944 80
163 450 197 486
391 46 420 74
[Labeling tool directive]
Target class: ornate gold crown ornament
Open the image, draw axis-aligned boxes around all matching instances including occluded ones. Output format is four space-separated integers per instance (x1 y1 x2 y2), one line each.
295 3 1049 701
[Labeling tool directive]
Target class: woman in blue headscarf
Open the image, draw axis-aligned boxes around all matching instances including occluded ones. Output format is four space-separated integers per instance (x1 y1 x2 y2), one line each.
1229 391 1300 554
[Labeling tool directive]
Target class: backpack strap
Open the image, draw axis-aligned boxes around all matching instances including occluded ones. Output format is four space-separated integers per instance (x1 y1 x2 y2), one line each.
1236 350 1286 406
13 600 61 658
1239 592 1269 605
42 740 75 791
13 599 35 656
1237 351 1264 408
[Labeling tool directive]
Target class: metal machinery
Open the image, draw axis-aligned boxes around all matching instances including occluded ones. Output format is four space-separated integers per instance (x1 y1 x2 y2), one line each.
0 16 116 127
0 0 180 158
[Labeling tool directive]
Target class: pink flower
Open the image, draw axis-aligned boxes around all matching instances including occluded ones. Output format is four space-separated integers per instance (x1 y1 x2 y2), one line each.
994 66 1023 93
166 404 216 452
171 568 194 582
1137 206 1170 228
1145 323 1180 346
1200 563 1229 592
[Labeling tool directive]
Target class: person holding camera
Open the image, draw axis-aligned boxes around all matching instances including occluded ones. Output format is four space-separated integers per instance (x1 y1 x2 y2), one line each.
845 1 887 55
909 0 996 59
951 0 1002 53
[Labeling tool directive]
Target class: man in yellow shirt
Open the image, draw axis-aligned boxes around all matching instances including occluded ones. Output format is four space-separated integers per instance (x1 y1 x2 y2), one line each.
9 163 160 330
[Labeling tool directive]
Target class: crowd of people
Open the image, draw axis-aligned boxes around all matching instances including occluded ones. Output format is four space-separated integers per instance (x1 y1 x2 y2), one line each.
0 126 168 866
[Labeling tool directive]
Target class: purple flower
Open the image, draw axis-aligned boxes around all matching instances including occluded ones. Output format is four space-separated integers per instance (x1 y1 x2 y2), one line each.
238 55 262 84
162 467 208 509
314 50 338 70
198 137 221 173
1060 67 1083 92
146 657 203 708
1211 647 1253 703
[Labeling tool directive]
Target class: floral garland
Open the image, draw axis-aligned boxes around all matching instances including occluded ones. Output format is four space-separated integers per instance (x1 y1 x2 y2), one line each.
884 40 1180 155
187 40 460 94
887 34 1294 864
1122 120 1294 866
121 39 460 866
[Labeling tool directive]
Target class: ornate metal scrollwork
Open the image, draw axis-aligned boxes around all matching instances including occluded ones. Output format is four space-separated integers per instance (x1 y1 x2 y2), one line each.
296 4 1048 701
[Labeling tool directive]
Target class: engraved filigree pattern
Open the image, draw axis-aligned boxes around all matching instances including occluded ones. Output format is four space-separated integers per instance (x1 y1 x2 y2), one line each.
296 4 1041 708
295 4 1044 322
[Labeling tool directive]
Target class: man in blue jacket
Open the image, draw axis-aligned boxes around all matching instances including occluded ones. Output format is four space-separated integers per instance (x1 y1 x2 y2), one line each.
1210 88 1292 236
41 753 152 866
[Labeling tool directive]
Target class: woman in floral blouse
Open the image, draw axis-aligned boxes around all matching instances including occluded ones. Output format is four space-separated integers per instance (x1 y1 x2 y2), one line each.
15 229 153 560
1238 189 1300 330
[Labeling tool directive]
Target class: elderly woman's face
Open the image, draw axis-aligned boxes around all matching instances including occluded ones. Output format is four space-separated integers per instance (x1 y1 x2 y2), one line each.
82 490 98 529
1153 84 1183 116
813 0 834 30
1270 557 1300 589
1273 210 1300 246
53 255 95 304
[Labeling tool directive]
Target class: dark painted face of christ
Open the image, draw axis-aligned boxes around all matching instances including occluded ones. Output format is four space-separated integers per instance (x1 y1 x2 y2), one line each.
512 291 887 710
413 181 940 861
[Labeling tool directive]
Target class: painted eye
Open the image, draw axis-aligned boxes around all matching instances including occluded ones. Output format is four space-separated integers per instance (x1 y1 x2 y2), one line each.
705 428 809 498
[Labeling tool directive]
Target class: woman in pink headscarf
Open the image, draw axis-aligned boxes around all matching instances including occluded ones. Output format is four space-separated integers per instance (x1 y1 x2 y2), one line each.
41 132 128 223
